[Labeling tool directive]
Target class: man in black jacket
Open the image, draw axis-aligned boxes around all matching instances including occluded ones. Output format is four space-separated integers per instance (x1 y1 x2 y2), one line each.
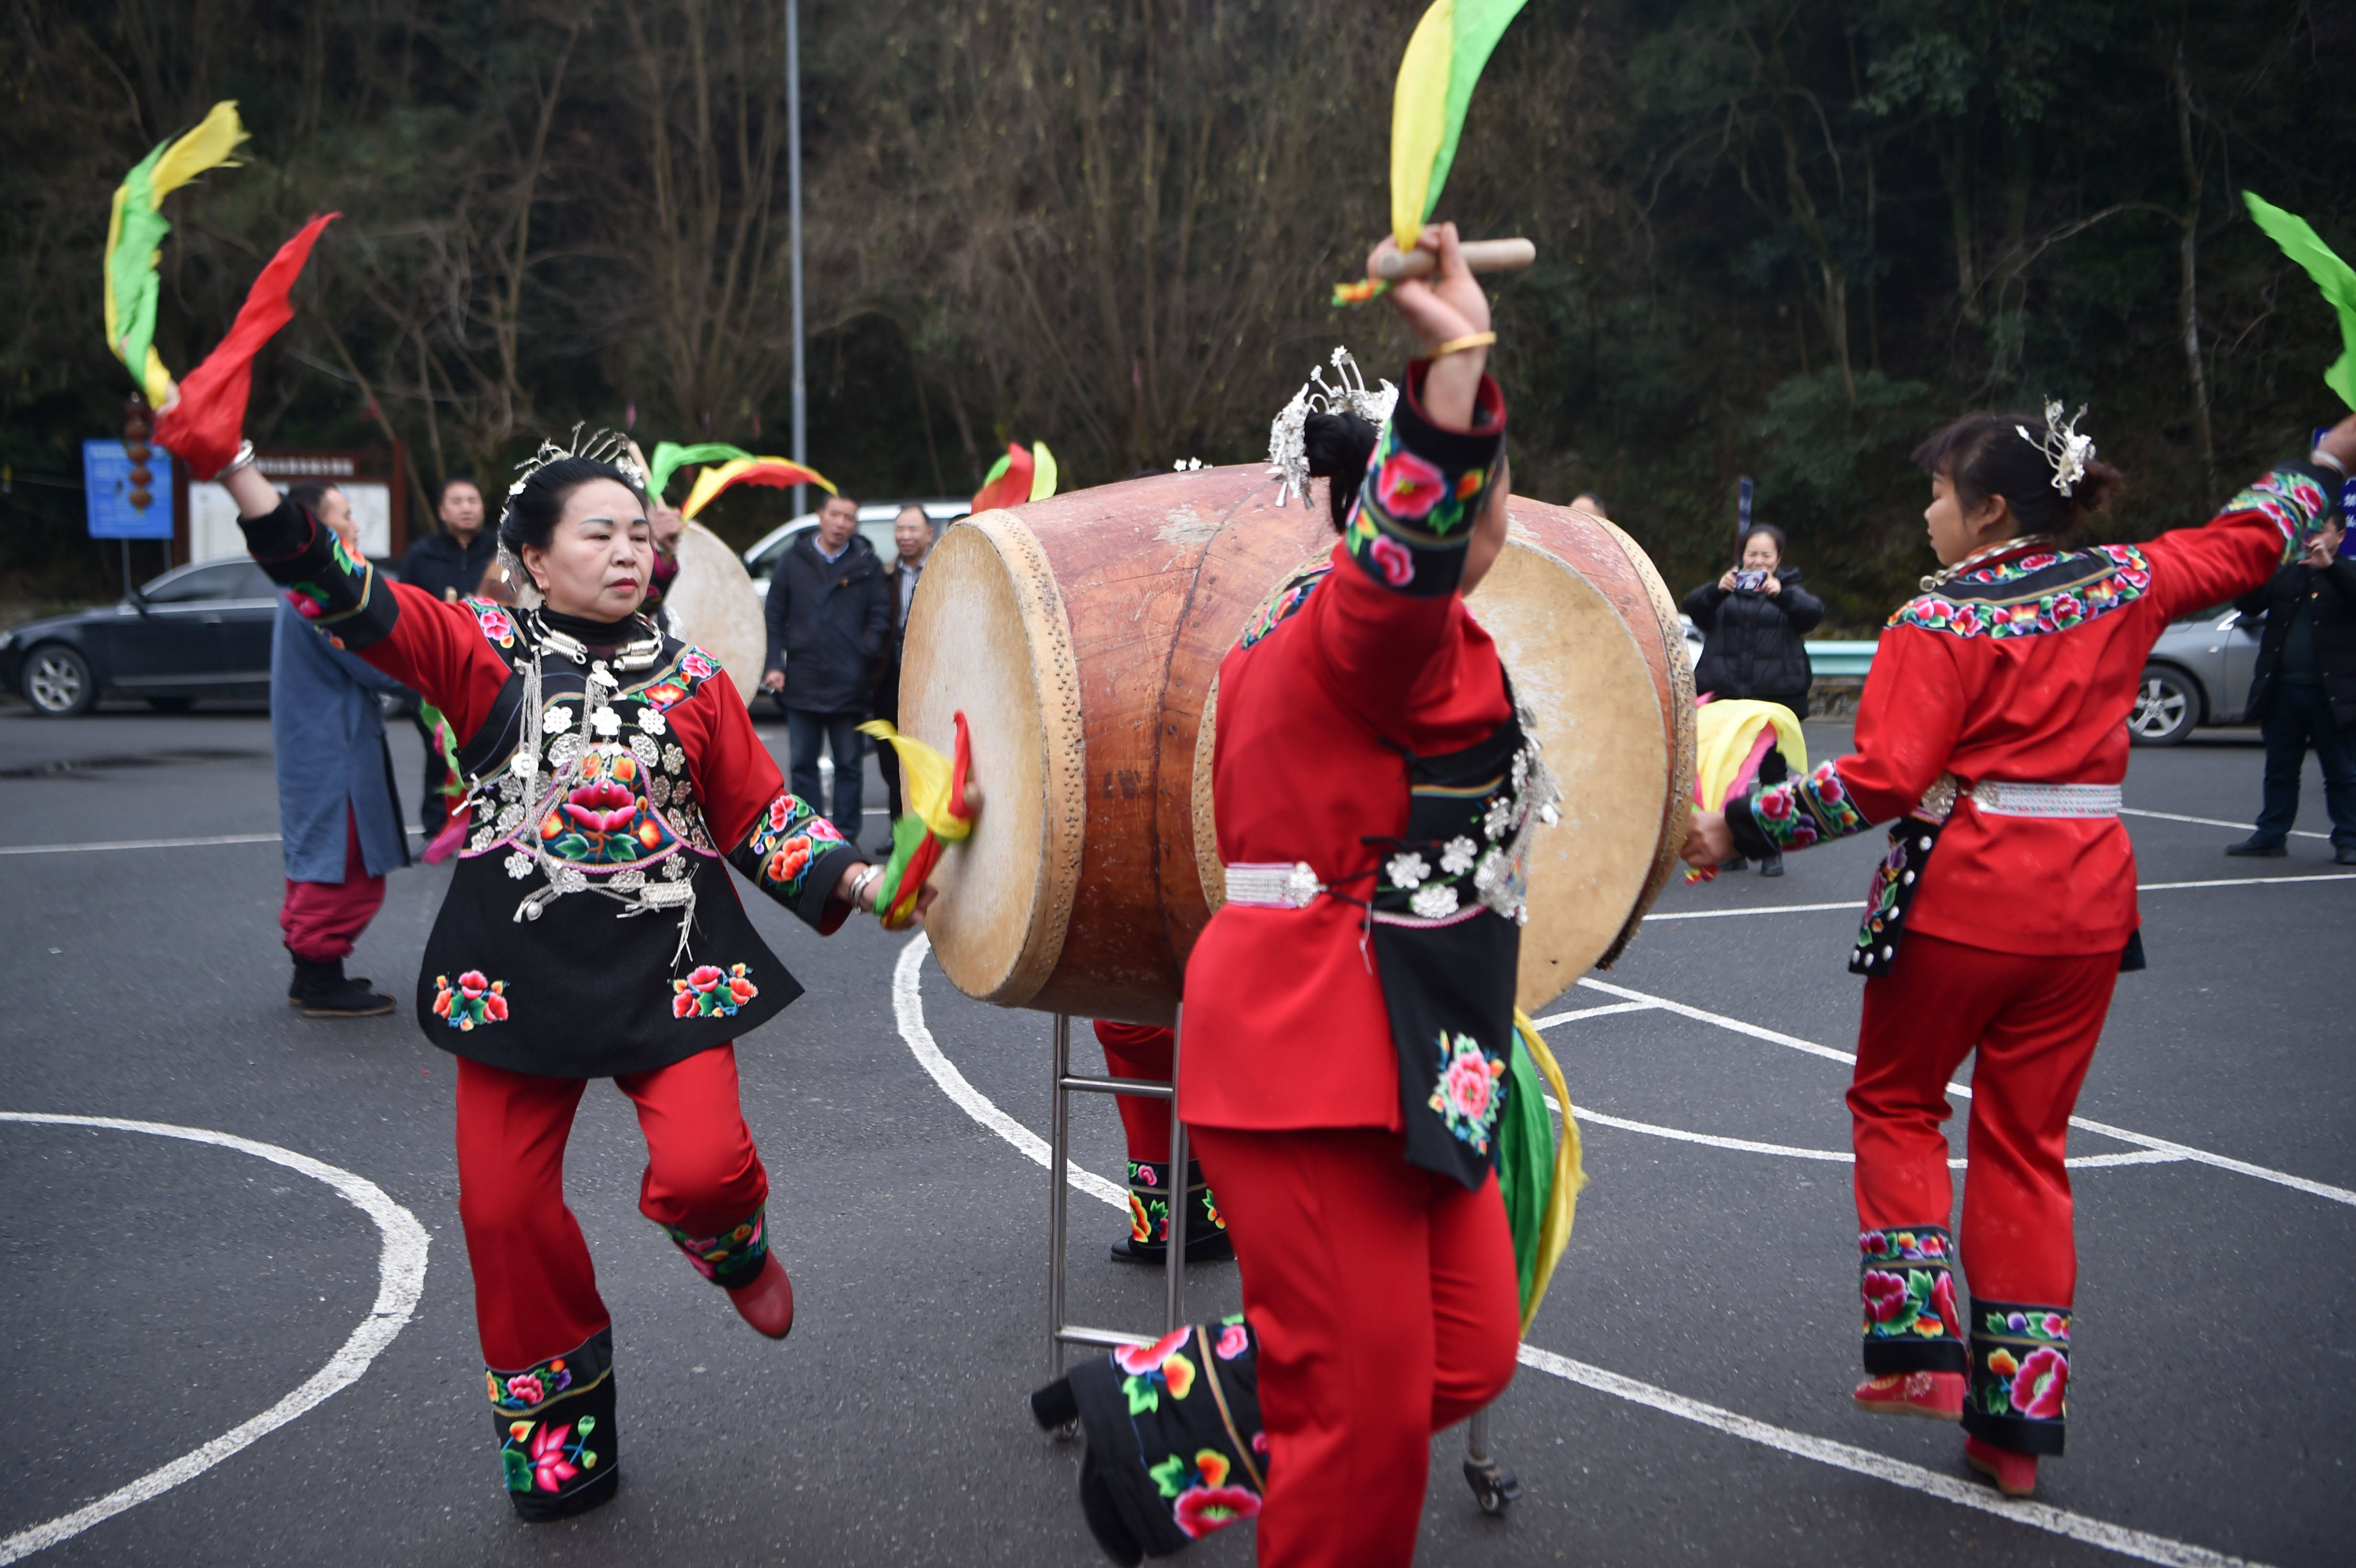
760 492 892 839
2225 511 2356 863
394 476 497 834
872 503 939 849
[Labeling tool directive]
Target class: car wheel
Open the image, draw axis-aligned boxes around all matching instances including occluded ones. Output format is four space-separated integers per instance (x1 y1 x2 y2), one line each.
147 696 196 714
22 643 97 717
2127 665 2200 746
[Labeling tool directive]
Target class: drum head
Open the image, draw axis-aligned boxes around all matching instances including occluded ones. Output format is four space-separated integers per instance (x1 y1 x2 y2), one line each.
662 522 764 705
895 512 1087 1007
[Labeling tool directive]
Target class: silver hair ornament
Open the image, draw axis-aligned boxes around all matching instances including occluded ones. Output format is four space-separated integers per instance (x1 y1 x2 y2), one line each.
2017 399 2096 496
1267 347 1399 507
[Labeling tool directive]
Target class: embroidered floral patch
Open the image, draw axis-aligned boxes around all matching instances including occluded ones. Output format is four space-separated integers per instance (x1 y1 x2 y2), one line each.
1968 1303 2072 1427
671 962 758 1019
1750 759 1871 850
1236 568 1327 651
463 598 518 650
1427 1031 1508 1155
1858 1229 1963 1342
2222 469 2330 558
487 1354 578 1414
1887 545 2151 640
743 791 847 901
1116 1329 1199 1414
663 1202 769 1284
1149 1448 1264 1538
433 971 509 1030
501 1415 599 1494
530 744 680 865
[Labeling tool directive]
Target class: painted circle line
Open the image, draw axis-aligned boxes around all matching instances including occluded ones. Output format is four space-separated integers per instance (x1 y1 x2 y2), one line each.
893 933 2274 1568
0 1113 430 1565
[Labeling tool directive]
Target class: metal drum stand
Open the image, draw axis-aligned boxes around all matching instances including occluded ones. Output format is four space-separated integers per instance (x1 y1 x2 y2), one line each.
1045 1009 1187 1393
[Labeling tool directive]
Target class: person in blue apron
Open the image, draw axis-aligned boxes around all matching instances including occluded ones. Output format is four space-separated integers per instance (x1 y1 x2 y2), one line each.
219 430 933 1521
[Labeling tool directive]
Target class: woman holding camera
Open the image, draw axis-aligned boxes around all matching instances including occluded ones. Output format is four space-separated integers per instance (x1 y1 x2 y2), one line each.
1684 525 1824 873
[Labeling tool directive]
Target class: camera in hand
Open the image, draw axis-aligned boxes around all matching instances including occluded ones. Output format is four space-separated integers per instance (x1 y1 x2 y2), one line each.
1732 569 1769 592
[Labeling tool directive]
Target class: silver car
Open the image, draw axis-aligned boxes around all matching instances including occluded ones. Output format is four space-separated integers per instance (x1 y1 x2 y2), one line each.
2130 605 2261 745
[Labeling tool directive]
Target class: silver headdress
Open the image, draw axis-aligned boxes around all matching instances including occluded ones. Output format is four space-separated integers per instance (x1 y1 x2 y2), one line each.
497 425 652 598
1267 348 1399 507
2017 400 2095 496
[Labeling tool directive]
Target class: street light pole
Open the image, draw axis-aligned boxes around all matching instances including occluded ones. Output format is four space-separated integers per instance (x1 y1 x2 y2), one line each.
786 0 807 518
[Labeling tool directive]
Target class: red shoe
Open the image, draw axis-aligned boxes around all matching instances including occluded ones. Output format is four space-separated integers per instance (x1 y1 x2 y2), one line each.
1964 1435 2038 1498
725 1254 796 1339
1852 1371 1963 1420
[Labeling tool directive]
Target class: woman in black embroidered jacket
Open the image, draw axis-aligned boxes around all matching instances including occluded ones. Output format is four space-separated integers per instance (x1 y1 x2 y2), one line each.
219 432 928 1520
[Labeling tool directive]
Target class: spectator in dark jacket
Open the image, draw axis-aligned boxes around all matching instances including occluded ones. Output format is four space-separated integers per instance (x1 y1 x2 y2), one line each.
1683 523 1825 876
2225 511 2356 862
760 492 892 838
394 476 496 832
872 504 939 847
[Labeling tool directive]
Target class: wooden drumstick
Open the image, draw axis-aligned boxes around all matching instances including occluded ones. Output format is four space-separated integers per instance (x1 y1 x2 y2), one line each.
1374 238 1536 282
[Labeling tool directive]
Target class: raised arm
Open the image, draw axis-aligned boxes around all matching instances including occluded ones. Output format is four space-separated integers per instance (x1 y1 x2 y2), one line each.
2145 417 2354 619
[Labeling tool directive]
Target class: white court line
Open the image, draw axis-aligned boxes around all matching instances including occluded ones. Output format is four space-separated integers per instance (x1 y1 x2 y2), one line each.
1555 1099 2186 1173
1514 1344 2266 1568
1646 900 1859 921
0 1113 429 1565
1571 978 2356 1208
2120 805 2327 841
1646 871 2350 923
890 935 1126 1209
888 936 2266 1568
1527 1001 1657 1028
0 832 284 855
2140 872 2355 891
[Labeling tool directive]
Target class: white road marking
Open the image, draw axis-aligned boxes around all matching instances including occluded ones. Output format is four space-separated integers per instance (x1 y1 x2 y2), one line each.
1513 1344 2269 1568
0 833 283 855
2139 872 2356 890
889 936 2268 1568
1646 900 1861 921
1527 1001 1658 1028
2119 805 2327 841
1570 978 2356 1208
1643 870 2351 924
891 934 1126 1209
0 1114 429 1565
1550 1099 2187 1172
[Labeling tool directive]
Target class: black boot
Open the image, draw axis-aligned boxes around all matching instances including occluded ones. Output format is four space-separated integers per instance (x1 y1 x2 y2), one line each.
289 956 396 1018
2224 836 2286 857
1111 1159 1233 1265
1759 849 1784 877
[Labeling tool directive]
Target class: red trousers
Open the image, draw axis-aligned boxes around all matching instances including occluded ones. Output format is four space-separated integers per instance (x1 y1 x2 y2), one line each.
1190 1125 1520 1568
455 1045 768 1369
1094 1022 1176 1162
278 809 385 962
1851 930 2120 1306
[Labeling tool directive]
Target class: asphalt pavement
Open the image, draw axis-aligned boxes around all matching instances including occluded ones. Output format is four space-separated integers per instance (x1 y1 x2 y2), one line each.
0 704 2348 1567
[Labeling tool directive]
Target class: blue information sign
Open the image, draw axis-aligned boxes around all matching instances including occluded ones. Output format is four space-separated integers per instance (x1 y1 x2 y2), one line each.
83 440 175 540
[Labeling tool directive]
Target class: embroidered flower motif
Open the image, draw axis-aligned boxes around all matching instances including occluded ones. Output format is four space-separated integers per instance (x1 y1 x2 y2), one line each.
764 835 814 889
673 962 758 1019
473 604 518 649
638 705 667 736
589 707 623 738
644 681 689 711
678 649 717 682
543 705 574 734
1374 447 1448 521
1861 1270 1914 1327
1386 851 1429 888
1440 836 1478 875
1173 1484 1262 1538
663 743 687 773
527 1422 581 1492
2009 1347 2068 1420
433 971 509 1030
504 1372 545 1406
1367 534 1415 588
1215 1324 1249 1361
1115 1329 1199 1414
1409 882 1459 920
1427 1031 1507 1153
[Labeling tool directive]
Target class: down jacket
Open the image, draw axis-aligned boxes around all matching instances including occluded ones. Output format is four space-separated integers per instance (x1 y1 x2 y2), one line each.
1683 567 1825 718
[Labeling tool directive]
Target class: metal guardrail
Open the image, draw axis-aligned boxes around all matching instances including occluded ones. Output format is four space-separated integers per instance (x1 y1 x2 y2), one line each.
1804 641 1877 679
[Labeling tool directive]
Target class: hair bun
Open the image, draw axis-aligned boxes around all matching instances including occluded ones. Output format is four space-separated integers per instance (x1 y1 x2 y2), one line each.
1303 411 1377 478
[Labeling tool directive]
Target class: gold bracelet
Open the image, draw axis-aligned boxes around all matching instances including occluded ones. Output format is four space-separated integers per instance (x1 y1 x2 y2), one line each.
1431 331 1497 357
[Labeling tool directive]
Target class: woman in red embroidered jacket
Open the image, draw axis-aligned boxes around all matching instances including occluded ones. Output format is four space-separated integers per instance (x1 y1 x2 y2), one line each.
1178 228 1546 1567
1685 407 2356 1498
218 433 926 1521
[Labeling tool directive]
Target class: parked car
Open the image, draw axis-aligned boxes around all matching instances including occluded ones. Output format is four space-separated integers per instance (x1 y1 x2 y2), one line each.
2130 604 2261 745
741 499 968 600
1 558 284 716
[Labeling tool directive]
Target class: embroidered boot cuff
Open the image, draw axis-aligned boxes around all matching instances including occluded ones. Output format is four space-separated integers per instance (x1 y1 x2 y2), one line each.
663 1201 771 1287
1858 1225 1966 1375
1964 1299 2071 1456
488 1327 618 1519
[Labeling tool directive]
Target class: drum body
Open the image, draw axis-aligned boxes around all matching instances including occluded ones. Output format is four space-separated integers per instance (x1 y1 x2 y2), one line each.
897 467 1692 1025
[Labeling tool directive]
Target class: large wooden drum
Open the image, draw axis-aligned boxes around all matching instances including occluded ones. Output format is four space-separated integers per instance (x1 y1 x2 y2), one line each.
895 466 1693 1025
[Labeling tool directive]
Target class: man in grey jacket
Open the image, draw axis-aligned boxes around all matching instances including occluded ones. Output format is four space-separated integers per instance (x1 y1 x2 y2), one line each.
760 492 892 838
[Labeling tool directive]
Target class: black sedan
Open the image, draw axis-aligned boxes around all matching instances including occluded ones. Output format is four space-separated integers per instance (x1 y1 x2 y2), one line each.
0 558 282 716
